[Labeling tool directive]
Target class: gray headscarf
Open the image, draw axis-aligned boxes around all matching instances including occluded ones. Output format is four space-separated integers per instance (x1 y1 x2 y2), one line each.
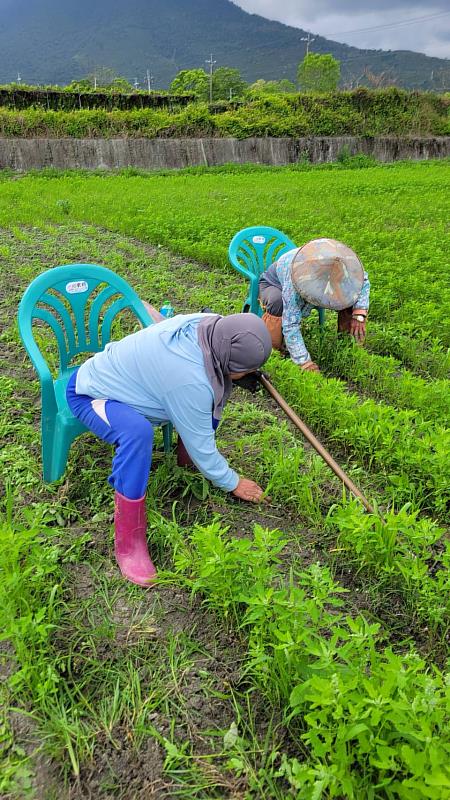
197 313 272 419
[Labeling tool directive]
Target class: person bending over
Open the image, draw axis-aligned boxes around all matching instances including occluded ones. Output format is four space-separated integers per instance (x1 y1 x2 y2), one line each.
259 238 370 372
66 312 272 587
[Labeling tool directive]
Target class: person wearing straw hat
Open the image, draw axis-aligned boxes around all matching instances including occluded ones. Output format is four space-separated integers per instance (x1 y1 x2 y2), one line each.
259 238 370 372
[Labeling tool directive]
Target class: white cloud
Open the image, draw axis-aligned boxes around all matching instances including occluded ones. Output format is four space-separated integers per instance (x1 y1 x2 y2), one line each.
233 1 450 58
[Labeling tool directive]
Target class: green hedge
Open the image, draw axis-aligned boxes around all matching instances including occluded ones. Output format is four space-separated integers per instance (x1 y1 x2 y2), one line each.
0 89 448 138
0 87 194 111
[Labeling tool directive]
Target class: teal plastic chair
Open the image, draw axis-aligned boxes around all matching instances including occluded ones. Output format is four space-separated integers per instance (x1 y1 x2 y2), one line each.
18 264 172 483
228 226 326 326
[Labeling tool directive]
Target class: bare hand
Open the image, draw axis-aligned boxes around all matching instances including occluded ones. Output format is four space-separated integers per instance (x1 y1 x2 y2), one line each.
350 318 367 344
232 478 267 503
300 360 320 373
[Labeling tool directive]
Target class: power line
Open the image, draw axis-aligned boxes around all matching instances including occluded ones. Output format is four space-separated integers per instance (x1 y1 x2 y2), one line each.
324 10 450 38
214 11 450 61
247 32 450 64
332 48 450 67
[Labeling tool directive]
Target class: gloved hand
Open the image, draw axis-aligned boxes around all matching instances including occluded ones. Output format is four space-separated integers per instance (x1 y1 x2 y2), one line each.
232 372 260 394
300 360 320 373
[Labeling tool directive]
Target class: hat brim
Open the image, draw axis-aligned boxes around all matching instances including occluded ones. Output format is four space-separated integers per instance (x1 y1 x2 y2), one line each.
291 241 364 310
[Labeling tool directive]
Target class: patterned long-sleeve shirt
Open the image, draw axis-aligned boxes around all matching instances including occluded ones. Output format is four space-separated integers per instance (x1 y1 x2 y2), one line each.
263 249 370 365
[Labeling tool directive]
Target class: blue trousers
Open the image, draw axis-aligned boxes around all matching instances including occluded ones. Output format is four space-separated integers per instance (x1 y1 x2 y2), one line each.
67 371 220 500
67 370 153 499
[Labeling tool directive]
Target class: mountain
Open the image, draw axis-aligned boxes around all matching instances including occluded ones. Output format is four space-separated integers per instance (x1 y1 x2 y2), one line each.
0 0 448 91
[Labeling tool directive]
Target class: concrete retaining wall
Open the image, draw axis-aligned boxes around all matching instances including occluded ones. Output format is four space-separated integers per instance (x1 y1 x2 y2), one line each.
0 136 449 171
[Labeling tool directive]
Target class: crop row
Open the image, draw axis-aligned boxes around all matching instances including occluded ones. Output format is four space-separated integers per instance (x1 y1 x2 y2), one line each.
267 353 449 515
0 166 448 351
310 331 450 426
163 516 450 799
327 500 450 640
1 164 448 331
3 492 449 799
368 292 449 349
2 391 446 796
215 399 450 642
364 323 450 380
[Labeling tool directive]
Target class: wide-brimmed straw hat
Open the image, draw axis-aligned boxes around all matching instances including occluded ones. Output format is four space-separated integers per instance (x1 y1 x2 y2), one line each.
291 238 364 310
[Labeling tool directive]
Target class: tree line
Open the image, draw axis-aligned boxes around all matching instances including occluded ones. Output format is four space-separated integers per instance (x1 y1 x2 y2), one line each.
171 54 340 100
2 54 342 102
91 54 340 100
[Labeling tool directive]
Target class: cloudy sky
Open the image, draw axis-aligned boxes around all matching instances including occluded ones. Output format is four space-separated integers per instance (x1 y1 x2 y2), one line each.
234 1 450 59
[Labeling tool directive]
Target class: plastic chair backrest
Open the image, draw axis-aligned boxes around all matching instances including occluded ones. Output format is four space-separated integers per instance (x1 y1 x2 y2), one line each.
228 226 296 282
18 264 152 380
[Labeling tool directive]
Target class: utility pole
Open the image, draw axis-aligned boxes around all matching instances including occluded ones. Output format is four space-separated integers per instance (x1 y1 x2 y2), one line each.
94 73 97 90
17 72 22 85
146 69 154 94
300 32 316 55
205 53 216 103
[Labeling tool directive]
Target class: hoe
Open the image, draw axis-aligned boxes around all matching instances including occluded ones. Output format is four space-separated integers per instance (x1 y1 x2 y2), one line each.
255 371 376 515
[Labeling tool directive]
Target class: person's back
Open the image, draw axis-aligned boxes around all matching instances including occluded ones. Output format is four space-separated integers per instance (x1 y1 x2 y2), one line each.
76 313 212 423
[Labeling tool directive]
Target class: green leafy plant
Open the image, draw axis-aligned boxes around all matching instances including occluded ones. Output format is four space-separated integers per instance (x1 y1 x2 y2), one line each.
1 161 449 796
297 53 341 92
0 88 448 138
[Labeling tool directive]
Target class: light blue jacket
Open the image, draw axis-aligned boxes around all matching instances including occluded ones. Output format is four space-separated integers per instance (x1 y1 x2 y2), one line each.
75 314 239 492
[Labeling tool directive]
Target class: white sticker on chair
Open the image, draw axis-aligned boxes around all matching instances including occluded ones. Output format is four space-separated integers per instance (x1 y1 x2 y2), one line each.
66 280 89 294
252 236 266 244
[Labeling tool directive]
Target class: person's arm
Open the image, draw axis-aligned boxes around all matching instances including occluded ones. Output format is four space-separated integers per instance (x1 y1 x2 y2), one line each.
280 264 318 370
351 271 370 342
280 274 310 364
163 383 239 492
353 271 370 312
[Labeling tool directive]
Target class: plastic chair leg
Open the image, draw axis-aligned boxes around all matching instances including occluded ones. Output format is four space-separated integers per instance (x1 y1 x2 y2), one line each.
318 308 326 328
42 419 73 483
163 423 173 453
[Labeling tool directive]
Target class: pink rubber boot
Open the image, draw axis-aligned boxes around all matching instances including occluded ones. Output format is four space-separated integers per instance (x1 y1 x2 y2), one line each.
114 492 157 587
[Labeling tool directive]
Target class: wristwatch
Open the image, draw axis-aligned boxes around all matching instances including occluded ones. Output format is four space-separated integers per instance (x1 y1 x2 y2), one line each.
352 313 367 323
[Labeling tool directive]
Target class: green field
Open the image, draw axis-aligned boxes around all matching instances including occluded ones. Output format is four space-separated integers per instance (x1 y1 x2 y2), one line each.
1 161 449 799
